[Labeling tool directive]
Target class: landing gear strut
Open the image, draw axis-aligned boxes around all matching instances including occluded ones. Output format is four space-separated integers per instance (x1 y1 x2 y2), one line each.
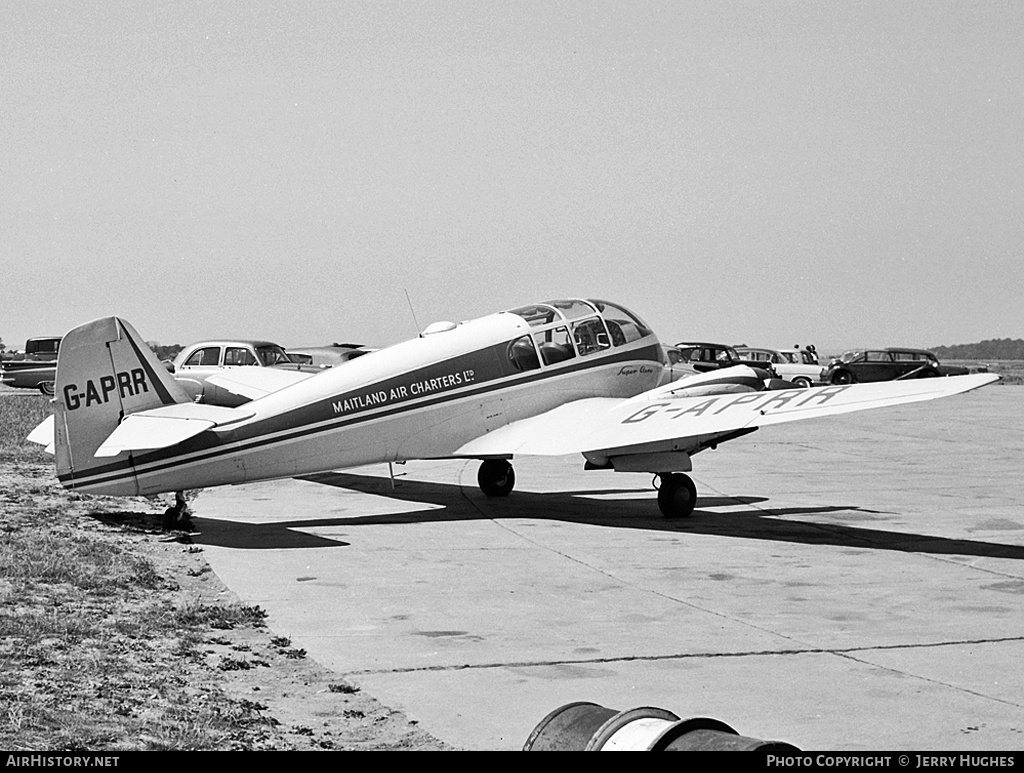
656 473 697 519
162 491 194 531
477 459 515 497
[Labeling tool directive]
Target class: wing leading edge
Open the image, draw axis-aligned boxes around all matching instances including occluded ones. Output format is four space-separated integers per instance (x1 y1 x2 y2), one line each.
455 373 999 461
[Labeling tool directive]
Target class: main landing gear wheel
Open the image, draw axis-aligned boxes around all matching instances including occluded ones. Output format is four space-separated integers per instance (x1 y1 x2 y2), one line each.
478 459 515 497
656 473 697 519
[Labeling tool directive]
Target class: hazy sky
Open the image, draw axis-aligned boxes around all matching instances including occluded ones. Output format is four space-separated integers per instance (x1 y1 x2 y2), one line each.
3 1 1021 353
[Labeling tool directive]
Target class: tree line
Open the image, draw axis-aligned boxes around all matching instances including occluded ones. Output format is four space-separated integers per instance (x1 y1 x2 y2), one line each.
932 339 1024 360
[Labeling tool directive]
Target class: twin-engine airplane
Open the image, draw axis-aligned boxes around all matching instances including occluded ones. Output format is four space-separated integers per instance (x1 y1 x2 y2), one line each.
30 299 997 523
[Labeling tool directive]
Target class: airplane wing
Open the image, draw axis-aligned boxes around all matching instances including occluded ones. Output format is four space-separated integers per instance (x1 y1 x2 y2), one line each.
93 403 254 457
455 373 999 467
205 368 316 400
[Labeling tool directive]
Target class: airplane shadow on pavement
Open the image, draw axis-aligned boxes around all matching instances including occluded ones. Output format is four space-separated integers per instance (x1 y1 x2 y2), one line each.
189 470 1024 561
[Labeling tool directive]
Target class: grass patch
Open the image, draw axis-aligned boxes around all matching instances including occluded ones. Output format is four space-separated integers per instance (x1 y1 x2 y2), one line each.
0 395 289 749
0 393 51 461
174 600 268 630
1 531 162 592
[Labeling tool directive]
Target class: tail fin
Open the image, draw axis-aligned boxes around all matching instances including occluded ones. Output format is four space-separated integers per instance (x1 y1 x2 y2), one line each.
53 317 191 494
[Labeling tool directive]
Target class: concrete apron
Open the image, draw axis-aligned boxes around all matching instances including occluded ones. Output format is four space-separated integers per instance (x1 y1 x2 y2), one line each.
194 387 1024 751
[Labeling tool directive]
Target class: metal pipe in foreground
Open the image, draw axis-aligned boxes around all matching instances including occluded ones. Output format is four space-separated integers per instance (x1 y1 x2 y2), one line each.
523 702 802 752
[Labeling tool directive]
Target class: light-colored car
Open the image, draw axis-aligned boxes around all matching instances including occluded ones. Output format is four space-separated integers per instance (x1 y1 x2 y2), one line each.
733 347 822 388
167 339 321 406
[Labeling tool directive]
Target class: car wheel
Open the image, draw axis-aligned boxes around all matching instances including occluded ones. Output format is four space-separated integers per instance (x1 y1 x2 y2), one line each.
831 371 853 385
39 382 55 397
792 377 812 389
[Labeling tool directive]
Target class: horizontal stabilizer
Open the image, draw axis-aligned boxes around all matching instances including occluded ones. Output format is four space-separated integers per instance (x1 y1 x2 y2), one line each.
26 414 55 454
94 403 254 457
205 368 315 400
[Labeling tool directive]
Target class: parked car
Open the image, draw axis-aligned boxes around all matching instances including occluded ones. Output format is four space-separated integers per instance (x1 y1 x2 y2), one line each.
822 348 970 385
660 345 701 382
734 346 822 388
167 339 322 406
0 336 62 394
672 341 779 379
285 343 375 368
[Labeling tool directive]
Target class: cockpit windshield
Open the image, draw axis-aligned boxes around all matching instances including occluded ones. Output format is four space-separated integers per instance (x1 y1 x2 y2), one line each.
588 300 653 345
543 299 598 320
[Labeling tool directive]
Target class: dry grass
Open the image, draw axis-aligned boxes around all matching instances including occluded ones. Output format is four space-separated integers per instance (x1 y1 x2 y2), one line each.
946 359 1024 384
0 392 452 751
0 392 51 460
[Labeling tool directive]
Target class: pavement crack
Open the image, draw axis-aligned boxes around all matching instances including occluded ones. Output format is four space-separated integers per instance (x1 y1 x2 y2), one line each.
346 635 1024 679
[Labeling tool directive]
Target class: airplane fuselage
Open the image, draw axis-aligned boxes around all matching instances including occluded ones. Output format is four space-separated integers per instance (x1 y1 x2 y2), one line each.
63 301 665 496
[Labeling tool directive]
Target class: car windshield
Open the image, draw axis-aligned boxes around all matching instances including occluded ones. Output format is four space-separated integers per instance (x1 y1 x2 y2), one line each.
256 345 294 366
840 350 863 363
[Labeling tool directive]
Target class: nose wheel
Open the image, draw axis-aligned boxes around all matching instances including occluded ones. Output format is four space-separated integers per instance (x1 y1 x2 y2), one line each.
478 459 515 497
656 473 697 518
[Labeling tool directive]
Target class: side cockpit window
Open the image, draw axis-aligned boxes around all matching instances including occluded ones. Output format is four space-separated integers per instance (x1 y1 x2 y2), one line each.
507 336 541 372
533 326 576 365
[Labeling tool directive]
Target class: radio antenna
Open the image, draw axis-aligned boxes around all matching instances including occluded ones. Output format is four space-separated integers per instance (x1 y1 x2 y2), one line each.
403 289 422 335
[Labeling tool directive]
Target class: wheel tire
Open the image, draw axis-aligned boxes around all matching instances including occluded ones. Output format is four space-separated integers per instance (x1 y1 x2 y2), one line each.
792 377 812 389
39 382 56 397
657 473 697 518
831 370 853 385
478 459 515 497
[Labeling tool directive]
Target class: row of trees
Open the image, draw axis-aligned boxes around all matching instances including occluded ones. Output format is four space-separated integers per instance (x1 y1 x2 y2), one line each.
146 342 184 361
932 339 1024 360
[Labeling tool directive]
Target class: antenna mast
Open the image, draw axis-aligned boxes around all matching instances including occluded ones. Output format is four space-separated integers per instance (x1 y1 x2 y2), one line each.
403 289 421 335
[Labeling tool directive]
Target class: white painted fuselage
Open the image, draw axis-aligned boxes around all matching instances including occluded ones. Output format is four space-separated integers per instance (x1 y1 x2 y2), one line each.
61 302 665 496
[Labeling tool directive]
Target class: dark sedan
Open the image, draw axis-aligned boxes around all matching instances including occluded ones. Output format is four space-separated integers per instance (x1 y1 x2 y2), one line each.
823 348 970 384
673 341 779 378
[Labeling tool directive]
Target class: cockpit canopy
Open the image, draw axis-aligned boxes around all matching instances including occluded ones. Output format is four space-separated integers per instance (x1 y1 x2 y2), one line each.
503 299 655 371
